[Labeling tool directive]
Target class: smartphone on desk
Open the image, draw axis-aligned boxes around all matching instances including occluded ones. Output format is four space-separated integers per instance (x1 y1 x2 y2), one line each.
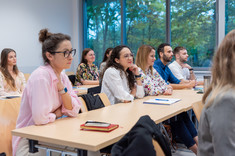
85 121 111 127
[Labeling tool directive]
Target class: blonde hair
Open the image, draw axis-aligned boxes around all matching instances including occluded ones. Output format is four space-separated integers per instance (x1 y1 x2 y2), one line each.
203 29 235 108
136 45 155 75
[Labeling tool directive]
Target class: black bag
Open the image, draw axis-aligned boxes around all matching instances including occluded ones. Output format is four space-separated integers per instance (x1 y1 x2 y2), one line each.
81 93 105 111
111 115 172 156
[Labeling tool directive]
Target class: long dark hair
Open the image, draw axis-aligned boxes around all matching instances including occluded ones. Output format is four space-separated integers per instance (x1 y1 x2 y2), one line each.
0 48 19 90
101 45 135 90
102 47 113 62
80 48 93 65
38 28 71 64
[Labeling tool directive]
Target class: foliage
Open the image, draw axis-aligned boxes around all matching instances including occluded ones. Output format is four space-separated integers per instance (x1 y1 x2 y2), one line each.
85 0 233 67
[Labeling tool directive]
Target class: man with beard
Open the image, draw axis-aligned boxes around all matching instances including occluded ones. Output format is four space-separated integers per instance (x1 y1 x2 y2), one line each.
153 43 199 155
153 43 196 89
168 46 196 81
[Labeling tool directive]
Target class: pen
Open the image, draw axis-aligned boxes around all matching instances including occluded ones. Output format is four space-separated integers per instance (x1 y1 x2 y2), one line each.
155 98 169 101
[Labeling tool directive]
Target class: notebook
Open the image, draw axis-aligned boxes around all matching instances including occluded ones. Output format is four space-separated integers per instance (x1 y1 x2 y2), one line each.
80 122 119 132
143 98 181 105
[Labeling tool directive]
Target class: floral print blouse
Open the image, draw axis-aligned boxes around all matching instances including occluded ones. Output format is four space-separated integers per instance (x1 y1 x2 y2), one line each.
0 71 26 96
138 67 167 96
76 63 99 85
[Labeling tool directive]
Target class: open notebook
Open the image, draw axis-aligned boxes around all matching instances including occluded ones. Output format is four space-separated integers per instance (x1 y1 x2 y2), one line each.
143 98 181 105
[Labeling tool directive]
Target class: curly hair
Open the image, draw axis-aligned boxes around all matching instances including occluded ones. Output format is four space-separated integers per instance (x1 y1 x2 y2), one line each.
101 45 135 90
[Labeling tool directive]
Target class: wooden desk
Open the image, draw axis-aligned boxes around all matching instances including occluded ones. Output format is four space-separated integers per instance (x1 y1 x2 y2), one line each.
12 90 202 152
74 85 99 96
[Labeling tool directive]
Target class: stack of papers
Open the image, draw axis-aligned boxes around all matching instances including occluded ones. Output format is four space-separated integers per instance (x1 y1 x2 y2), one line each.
143 98 181 105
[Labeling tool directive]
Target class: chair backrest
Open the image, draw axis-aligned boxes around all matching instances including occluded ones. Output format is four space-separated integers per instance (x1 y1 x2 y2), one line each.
66 71 75 76
98 93 111 107
68 75 76 86
78 97 88 113
153 139 166 156
192 101 204 122
87 86 101 94
23 73 30 82
0 98 21 156
79 93 110 113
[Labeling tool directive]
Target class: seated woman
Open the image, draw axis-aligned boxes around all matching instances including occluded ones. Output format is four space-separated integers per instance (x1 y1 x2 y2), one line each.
76 48 99 85
101 45 144 105
99 47 113 74
12 29 81 156
198 29 235 155
135 45 172 96
136 45 198 154
0 48 26 96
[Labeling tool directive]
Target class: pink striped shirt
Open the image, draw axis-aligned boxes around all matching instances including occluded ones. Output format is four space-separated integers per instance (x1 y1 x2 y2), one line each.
12 65 81 156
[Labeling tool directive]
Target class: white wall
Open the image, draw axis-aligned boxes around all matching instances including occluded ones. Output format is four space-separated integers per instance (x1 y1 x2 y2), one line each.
0 0 80 73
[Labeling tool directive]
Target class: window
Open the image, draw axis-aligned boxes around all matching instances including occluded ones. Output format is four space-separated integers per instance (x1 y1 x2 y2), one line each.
225 0 235 34
84 0 223 68
171 0 216 67
86 0 121 66
126 0 166 55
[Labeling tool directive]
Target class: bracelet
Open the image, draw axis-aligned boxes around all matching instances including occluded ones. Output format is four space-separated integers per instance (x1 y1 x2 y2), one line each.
135 74 141 78
189 68 193 71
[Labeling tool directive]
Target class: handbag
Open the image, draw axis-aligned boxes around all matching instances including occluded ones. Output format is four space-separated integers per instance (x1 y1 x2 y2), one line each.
81 93 105 111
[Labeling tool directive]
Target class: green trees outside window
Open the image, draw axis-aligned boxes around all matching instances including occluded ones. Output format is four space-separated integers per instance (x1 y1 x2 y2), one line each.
85 0 233 68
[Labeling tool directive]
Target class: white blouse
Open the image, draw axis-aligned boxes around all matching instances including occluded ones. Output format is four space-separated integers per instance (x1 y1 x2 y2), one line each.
0 71 26 96
101 67 144 105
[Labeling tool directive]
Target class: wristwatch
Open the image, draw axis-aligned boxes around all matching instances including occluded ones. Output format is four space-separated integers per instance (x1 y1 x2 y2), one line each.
59 87 68 95
135 74 141 78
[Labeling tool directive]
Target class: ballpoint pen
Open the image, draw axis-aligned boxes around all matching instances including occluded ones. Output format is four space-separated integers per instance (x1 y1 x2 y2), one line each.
155 98 169 101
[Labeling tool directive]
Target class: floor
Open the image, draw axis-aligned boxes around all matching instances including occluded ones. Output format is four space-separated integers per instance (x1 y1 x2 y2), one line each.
172 144 196 156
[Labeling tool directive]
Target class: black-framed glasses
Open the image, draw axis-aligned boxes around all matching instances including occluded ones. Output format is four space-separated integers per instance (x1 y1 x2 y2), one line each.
50 49 76 58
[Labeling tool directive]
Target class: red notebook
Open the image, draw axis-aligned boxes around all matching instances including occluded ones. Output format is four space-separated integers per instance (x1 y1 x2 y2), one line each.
80 123 119 132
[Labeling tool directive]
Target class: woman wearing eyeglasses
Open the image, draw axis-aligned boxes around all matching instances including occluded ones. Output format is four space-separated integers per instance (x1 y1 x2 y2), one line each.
12 29 81 156
75 48 99 85
101 45 144 105
0 48 26 96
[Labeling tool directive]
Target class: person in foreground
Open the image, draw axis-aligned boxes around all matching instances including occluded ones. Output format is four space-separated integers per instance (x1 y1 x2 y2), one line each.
0 48 26 96
198 29 235 156
135 45 172 96
76 48 99 85
101 45 144 104
12 29 81 156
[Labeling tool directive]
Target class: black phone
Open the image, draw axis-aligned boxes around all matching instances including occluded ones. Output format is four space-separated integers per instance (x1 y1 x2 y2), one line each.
85 121 110 127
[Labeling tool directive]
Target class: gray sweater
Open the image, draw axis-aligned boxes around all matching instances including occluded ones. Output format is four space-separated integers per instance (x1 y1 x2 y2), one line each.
198 90 235 156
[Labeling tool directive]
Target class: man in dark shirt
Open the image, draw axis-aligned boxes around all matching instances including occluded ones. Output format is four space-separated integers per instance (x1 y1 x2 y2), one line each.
153 43 196 89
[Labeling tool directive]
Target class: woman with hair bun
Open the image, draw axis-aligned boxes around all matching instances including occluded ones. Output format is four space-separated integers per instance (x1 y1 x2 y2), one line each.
0 48 26 96
12 29 81 156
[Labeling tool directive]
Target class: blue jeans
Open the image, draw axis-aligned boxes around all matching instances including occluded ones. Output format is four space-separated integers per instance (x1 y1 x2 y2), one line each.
170 112 197 148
